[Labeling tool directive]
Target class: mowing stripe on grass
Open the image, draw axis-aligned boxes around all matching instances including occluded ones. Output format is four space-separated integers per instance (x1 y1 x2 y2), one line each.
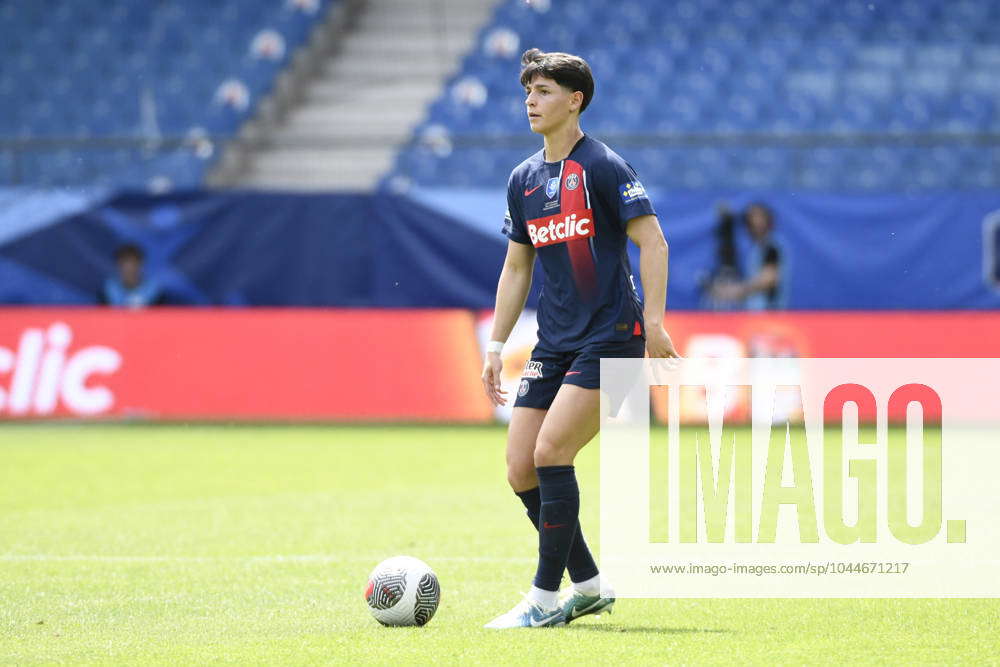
0 554 535 564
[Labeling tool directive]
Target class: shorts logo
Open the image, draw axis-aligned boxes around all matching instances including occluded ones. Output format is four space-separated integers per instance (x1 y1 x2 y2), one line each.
545 177 559 199
525 208 595 248
522 360 543 379
518 379 530 397
565 173 579 190
619 180 647 205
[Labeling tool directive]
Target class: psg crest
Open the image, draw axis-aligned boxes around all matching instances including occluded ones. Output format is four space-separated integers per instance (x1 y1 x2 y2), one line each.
565 173 579 190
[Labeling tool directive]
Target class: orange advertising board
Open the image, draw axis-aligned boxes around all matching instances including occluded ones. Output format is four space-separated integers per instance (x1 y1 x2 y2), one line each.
1 309 998 422
0 309 491 421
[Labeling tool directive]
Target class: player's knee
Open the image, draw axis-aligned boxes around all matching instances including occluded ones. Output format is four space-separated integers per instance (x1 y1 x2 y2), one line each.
533 435 570 467
506 457 537 491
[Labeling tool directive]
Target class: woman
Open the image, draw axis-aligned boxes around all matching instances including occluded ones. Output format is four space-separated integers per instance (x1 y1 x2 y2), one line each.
482 49 678 629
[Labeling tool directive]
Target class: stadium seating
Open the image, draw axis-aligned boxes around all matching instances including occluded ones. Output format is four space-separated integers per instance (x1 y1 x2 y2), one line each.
0 0 334 188
392 0 1000 191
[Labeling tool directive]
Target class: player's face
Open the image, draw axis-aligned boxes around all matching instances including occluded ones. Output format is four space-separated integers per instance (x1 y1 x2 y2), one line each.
524 76 580 135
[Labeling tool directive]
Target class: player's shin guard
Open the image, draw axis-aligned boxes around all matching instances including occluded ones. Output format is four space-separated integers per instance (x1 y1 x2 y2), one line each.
516 486 599 584
533 465 580 591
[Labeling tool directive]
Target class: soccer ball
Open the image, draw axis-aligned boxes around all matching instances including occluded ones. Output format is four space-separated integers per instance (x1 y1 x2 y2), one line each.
364 556 440 626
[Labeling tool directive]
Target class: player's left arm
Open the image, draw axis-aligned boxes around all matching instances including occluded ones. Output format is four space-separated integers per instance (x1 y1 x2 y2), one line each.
626 214 678 359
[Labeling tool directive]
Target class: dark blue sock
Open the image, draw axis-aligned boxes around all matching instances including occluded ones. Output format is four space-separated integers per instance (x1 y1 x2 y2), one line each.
516 486 599 584
533 465 581 591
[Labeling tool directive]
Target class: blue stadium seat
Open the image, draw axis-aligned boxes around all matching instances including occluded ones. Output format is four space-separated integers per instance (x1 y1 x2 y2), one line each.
958 146 996 189
946 93 994 132
396 0 997 190
2 0 337 186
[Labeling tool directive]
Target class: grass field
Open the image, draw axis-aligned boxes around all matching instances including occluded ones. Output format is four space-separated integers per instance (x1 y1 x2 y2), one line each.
2 424 998 664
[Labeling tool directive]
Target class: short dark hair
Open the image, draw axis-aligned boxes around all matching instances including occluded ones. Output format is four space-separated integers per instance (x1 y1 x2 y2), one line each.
115 243 144 262
519 48 594 113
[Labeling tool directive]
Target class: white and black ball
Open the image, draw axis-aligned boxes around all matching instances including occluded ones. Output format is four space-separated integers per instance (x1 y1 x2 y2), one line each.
364 556 440 626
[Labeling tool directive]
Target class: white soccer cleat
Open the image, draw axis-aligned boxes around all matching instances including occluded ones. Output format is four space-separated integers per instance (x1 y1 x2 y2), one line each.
483 594 566 629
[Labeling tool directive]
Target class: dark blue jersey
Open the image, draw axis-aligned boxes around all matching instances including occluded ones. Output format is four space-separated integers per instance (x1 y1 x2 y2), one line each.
502 135 656 351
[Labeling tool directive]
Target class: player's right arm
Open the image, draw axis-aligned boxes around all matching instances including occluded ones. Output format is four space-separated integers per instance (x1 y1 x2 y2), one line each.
482 239 536 407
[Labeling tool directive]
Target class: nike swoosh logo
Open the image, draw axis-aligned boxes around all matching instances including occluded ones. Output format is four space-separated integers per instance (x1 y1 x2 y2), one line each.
571 599 605 618
524 184 542 196
565 371 582 376
531 612 560 627
543 521 566 529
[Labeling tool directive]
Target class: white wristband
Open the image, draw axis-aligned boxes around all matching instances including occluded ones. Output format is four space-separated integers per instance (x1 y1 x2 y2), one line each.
486 340 504 355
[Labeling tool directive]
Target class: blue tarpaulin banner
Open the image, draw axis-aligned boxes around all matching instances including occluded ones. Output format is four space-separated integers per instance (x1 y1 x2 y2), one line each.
1 188 999 309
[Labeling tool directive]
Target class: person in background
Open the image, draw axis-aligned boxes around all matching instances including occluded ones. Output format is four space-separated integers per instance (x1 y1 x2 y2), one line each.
97 244 167 308
708 202 784 310
701 202 743 310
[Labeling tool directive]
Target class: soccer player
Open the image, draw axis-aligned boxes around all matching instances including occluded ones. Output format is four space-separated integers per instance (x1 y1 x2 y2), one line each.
481 49 677 629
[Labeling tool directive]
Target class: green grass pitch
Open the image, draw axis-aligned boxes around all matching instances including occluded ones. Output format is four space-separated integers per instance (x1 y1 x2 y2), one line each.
1 424 997 664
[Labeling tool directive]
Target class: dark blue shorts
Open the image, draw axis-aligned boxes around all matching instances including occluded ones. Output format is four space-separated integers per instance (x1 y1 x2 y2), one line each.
513 336 646 410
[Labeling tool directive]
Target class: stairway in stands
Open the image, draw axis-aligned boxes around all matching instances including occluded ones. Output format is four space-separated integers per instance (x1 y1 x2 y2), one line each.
238 0 499 191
